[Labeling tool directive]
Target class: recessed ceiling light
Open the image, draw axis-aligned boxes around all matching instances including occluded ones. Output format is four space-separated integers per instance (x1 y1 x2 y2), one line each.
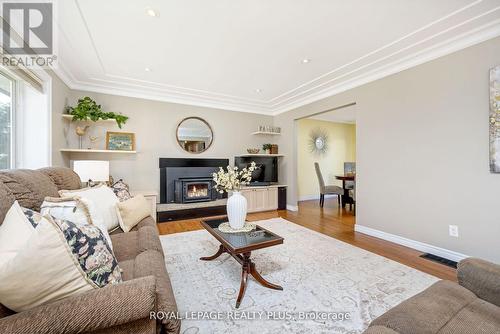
146 7 159 17
301 58 311 64
255 89 262 93
145 67 151 72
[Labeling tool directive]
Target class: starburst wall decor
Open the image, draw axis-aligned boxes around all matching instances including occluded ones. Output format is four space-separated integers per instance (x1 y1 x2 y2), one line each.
308 128 329 155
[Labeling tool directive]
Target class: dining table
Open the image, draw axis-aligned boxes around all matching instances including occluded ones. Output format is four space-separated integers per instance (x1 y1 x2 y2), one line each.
335 174 355 208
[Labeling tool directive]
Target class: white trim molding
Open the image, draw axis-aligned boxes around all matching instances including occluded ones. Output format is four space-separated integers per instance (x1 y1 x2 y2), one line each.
52 1 500 115
355 225 469 263
298 194 339 202
286 204 299 212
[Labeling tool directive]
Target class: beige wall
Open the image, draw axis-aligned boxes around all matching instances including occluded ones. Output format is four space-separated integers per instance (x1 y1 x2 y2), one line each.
275 36 500 263
55 91 273 194
49 36 500 262
297 119 356 199
49 70 70 167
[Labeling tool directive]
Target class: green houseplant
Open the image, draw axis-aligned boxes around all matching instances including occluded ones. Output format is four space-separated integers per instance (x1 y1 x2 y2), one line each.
66 97 128 128
262 143 272 154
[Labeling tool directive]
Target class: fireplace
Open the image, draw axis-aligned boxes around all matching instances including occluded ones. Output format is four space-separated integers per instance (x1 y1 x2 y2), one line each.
159 158 229 204
174 178 216 203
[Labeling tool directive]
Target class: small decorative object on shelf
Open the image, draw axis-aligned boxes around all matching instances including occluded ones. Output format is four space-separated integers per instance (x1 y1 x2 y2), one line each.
262 143 272 154
66 97 129 128
270 144 279 154
88 135 100 150
213 162 256 229
247 148 260 154
75 126 90 149
258 125 281 134
106 131 136 151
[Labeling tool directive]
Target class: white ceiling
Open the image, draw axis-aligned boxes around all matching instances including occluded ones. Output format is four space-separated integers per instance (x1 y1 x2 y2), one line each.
54 0 500 115
311 105 357 124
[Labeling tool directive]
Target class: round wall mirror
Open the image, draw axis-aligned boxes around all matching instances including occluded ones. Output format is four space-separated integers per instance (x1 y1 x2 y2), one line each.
176 117 213 154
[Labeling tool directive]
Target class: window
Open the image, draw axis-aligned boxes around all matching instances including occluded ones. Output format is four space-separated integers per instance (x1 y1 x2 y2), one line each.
0 72 14 169
0 68 50 170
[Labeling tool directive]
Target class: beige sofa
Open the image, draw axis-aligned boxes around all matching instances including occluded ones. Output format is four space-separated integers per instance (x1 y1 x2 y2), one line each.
364 258 500 334
0 167 180 334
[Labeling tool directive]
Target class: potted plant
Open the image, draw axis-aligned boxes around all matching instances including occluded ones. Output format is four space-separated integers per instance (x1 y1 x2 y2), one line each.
263 143 272 154
66 97 129 128
213 162 256 229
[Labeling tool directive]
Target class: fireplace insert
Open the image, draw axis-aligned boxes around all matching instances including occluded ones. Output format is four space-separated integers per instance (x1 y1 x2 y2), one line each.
174 178 216 203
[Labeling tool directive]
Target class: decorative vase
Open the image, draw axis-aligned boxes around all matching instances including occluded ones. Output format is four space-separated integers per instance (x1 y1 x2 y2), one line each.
227 191 247 229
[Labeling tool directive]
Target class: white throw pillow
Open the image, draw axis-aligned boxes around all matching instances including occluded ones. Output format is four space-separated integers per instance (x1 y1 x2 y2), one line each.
0 216 122 312
116 195 151 233
0 201 44 267
59 185 120 231
41 196 113 250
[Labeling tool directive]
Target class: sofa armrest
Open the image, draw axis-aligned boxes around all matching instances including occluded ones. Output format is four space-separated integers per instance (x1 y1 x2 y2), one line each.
0 276 157 334
458 257 500 307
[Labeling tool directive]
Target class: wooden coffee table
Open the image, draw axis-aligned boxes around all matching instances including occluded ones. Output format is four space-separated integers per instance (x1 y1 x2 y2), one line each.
200 217 284 308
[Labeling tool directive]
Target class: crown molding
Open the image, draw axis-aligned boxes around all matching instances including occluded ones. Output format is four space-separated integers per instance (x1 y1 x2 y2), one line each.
52 64 274 115
271 19 500 115
52 2 500 116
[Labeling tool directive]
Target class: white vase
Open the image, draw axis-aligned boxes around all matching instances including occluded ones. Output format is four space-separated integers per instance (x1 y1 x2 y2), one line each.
227 191 247 229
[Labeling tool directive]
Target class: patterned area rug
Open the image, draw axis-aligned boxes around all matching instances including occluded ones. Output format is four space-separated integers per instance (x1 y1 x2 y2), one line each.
160 218 438 334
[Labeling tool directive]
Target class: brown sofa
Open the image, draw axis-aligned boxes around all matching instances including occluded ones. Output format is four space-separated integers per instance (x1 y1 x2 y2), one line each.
364 258 500 334
0 167 180 334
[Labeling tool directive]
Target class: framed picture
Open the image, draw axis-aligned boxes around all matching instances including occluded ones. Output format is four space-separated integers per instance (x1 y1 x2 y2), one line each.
106 132 135 151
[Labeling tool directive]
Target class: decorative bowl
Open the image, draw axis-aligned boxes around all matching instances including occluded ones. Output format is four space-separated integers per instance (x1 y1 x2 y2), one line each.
247 148 260 154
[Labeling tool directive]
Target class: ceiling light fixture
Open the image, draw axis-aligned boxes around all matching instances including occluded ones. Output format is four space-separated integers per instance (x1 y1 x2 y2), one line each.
255 89 262 93
145 67 151 72
146 8 159 17
302 58 311 64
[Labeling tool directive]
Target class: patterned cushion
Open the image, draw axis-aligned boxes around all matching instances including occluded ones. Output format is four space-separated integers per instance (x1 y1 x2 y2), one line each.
0 216 122 312
41 196 113 250
22 208 44 228
54 218 121 287
111 179 132 202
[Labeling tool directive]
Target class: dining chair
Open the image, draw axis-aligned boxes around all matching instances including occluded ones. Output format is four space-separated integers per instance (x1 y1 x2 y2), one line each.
314 162 343 208
344 162 356 190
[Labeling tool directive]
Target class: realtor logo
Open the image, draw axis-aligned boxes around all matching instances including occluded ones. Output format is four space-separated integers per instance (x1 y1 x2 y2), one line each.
2 2 53 55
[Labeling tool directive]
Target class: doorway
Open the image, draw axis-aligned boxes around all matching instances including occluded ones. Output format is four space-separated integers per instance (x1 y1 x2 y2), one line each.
295 103 357 218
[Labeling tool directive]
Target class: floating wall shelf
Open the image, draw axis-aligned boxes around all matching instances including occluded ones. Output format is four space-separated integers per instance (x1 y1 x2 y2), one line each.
61 115 117 123
60 149 137 154
238 154 284 157
251 131 281 136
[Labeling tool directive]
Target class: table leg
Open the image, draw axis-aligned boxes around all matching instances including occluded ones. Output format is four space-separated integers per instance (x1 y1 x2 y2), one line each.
200 245 225 261
236 253 250 308
234 252 283 308
250 262 283 290
342 180 347 208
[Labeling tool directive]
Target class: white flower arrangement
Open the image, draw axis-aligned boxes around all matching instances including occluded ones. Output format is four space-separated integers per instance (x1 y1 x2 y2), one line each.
213 162 257 193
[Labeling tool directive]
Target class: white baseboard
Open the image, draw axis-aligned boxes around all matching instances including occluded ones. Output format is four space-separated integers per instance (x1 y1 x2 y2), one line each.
286 204 299 212
298 194 339 202
355 225 468 263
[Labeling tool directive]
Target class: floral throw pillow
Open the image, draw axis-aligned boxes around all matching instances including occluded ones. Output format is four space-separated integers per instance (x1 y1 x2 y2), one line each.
0 216 122 312
22 208 44 228
111 179 132 202
53 218 122 287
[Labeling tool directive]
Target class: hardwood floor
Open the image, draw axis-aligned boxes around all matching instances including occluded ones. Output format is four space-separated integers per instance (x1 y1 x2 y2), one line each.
157 197 457 281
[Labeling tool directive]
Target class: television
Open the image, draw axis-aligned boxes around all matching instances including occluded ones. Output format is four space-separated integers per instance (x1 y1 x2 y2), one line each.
235 156 278 185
